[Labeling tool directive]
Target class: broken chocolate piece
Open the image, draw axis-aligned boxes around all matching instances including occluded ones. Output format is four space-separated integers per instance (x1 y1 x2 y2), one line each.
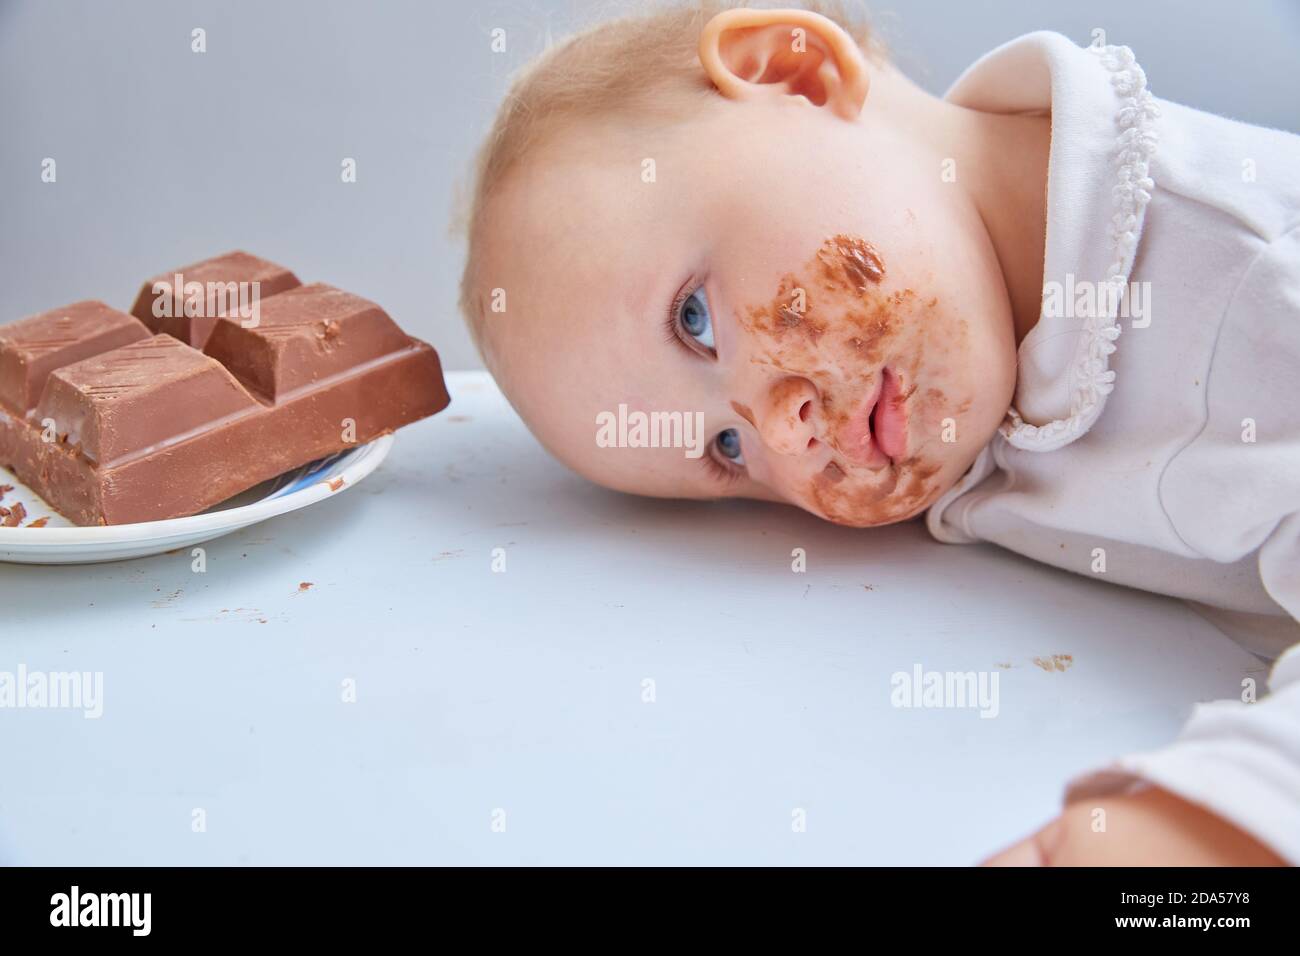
204 283 413 402
0 301 149 417
129 250 302 349
35 335 262 467
0 302 150 472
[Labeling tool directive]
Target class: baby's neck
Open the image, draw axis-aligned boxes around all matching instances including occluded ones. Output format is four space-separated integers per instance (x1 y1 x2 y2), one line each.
869 64 1050 347
963 109 1051 347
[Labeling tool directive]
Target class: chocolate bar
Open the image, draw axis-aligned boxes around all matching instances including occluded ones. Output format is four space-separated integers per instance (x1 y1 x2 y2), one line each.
1 259 449 526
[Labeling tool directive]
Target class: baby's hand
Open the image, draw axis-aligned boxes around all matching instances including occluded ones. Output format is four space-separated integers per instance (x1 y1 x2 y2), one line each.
981 786 1285 866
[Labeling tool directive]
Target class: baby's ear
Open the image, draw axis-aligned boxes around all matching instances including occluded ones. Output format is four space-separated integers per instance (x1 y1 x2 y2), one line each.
698 8 869 121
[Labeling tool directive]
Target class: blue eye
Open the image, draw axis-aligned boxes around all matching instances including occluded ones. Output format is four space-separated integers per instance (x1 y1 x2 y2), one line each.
677 288 714 349
716 428 744 464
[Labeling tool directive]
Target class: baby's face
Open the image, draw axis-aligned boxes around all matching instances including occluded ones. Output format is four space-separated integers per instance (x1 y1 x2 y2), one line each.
476 99 1017 527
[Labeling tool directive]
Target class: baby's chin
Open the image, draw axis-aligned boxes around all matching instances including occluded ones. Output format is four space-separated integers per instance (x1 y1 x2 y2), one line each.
798 497 933 529
781 462 954 528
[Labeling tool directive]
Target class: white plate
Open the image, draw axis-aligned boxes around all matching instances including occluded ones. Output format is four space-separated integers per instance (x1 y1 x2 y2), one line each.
0 434 393 565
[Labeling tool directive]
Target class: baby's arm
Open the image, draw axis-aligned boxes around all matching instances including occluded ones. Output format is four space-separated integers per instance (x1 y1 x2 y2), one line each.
983 784 1285 866
986 635 1300 865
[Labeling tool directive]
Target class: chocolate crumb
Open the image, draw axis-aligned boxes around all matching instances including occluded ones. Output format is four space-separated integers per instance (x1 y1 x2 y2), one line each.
327 477 345 492
298 582 313 592
27 517 49 528
3 502 28 527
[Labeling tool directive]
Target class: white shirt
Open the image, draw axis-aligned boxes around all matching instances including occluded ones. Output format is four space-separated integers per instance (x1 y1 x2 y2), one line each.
933 32 1300 861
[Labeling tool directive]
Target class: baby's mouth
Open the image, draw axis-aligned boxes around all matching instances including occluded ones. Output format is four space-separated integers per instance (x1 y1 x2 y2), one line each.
837 368 910 469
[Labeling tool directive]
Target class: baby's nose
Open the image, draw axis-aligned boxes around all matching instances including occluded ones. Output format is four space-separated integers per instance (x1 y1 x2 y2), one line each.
757 376 820 456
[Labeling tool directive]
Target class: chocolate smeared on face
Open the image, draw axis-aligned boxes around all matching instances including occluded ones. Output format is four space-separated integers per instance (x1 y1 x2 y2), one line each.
819 234 885 291
777 306 802 328
738 234 973 527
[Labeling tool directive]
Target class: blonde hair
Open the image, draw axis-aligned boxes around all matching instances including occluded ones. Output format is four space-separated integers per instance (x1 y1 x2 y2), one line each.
453 1 881 361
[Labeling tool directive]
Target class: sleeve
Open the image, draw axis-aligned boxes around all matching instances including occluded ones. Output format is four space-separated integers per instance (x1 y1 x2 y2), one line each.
1062 637 1300 862
1064 223 1300 862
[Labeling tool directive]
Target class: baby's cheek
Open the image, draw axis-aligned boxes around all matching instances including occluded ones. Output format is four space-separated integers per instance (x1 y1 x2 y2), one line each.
738 237 968 406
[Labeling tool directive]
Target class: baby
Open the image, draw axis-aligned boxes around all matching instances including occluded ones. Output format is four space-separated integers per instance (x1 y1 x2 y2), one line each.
456 2 1300 864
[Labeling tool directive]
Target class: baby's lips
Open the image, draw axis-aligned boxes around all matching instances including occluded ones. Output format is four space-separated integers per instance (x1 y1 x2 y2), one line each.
836 375 891 470
873 369 910 460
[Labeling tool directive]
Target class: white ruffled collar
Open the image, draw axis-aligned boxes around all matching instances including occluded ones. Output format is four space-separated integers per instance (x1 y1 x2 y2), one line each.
945 32 1160 452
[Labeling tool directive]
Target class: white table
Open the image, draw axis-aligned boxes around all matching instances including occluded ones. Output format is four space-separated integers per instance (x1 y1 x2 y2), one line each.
0 371 1262 865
